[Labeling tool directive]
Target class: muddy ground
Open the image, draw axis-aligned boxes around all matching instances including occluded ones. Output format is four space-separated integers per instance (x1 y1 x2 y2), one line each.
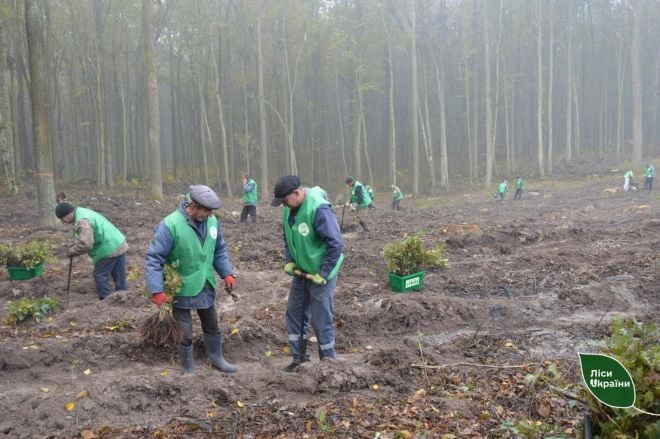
0 174 658 438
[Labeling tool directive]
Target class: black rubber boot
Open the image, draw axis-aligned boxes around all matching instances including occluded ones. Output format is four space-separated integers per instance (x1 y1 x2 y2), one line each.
178 343 195 374
204 334 237 373
359 220 370 232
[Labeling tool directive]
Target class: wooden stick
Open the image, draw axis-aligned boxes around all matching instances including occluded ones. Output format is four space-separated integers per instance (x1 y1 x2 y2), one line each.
410 362 537 370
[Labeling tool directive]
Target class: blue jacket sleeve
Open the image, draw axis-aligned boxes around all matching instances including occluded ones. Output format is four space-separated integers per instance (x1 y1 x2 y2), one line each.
213 222 234 278
313 206 344 279
243 182 255 193
144 222 174 294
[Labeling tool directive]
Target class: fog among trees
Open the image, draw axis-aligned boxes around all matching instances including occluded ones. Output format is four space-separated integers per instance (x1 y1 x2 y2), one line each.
1 0 659 211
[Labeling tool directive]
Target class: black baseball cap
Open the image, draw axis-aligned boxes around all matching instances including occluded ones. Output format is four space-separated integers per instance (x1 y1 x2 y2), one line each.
271 175 301 207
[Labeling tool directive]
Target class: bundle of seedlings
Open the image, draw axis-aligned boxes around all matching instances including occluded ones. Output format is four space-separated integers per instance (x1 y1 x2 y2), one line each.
140 261 183 347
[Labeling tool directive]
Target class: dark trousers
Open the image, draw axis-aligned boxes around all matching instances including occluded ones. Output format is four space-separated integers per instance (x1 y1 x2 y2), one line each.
514 188 523 200
392 199 401 210
93 254 127 300
644 177 654 191
240 205 257 223
173 305 220 346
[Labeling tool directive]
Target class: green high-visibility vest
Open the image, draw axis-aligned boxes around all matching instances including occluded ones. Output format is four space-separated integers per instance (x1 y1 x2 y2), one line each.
73 207 125 266
392 187 403 201
350 181 372 207
498 182 508 193
282 187 343 280
163 210 218 297
243 179 258 205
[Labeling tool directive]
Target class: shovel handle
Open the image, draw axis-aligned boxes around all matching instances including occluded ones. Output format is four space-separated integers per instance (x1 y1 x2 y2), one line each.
292 269 327 285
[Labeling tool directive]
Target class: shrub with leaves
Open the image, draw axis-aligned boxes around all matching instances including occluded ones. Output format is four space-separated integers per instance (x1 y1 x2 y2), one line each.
140 261 183 347
582 317 659 438
384 232 449 276
0 241 54 269
5 296 59 325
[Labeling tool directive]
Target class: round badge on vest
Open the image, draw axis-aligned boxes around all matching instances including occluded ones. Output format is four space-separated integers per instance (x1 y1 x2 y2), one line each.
210 226 218 239
297 223 310 237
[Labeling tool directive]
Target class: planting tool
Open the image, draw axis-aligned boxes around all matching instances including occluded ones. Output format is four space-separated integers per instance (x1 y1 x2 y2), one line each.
65 257 73 306
292 269 327 285
299 288 310 365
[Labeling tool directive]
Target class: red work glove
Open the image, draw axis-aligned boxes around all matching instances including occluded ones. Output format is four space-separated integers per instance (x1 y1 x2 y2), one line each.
151 292 168 308
223 275 236 291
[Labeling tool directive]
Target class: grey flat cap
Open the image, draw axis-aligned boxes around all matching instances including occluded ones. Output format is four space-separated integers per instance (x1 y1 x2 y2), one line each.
189 185 221 209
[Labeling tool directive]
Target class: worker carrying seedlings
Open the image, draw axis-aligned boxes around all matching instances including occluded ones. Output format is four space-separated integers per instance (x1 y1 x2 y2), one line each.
55 202 128 300
240 174 258 224
145 185 237 375
271 175 344 372
391 184 404 210
345 176 372 232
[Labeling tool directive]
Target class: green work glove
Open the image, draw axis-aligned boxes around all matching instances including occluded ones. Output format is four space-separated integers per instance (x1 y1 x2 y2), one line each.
311 273 326 285
284 262 297 276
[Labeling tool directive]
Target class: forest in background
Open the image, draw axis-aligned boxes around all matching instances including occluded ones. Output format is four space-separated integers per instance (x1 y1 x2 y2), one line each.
0 0 659 207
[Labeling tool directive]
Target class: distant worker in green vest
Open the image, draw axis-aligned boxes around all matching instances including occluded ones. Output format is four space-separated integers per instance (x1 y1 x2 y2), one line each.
270 175 344 372
514 177 524 200
240 174 258 224
55 202 128 300
623 170 634 192
145 185 237 374
644 164 655 191
391 184 404 210
497 180 508 201
345 176 372 231
364 183 376 209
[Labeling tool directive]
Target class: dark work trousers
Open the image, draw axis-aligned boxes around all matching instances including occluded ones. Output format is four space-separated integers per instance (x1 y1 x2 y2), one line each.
514 188 523 200
392 199 401 210
240 205 257 223
173 305 220 346
644 177 654 191
93 253 127 300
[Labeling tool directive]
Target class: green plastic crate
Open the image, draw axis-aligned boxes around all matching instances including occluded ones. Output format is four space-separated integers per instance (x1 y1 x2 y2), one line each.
388 270 425 292
7 263 44 281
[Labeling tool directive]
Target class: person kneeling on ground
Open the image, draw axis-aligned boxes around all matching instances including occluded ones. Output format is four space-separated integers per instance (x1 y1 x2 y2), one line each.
55 202 128 300
271 175 344 372
145 185 237 375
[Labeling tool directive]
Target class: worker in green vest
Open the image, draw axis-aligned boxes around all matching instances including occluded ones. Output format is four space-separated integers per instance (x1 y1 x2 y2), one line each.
391 184 404 210
497 180 508 201
145 185 237 374
514 177 524 200
345 176 372 231
271 175 344 372
623 170 634 192
55 202 128 300
240 174 258 224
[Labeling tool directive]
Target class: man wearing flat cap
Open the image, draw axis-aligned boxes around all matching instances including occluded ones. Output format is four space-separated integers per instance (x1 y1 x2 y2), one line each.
272 175 344 372
55 202 128 300
145 185 237 374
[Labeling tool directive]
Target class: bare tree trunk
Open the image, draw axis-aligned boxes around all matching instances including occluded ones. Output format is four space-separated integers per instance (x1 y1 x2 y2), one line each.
211 33 232 196
0 9 18 194
431 49 448 188
615 40 627 157
421 67 436 189
256 9 269 199
90 0 109 188
411 0 419 194
335 64 347 177
25 0 57 225
630 0 643 167
142 0 162 198
536 0 544 177
197 78 210 186
380 1 396 186
361 109 374 188
484 3 493 187
566 3 573 162
547 0 554 175
652 55 659 150
352 68 362 178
